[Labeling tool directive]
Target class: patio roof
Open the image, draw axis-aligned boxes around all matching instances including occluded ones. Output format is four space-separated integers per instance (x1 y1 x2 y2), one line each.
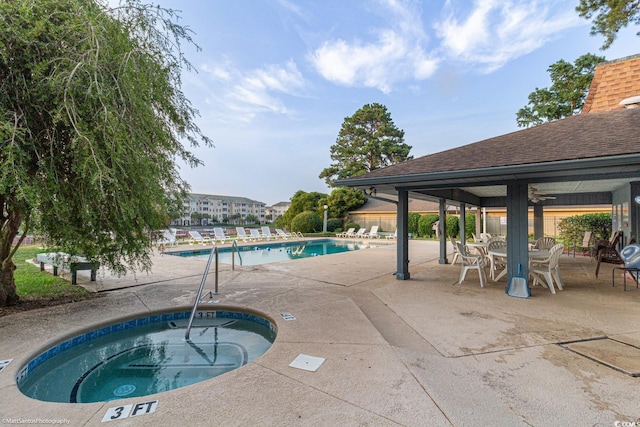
338 107 640 207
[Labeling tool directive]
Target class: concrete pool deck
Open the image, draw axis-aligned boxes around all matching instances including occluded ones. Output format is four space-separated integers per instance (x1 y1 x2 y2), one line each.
1 239 639 425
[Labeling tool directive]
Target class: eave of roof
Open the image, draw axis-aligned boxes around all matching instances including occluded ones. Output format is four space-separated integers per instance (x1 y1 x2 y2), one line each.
338 108 640 188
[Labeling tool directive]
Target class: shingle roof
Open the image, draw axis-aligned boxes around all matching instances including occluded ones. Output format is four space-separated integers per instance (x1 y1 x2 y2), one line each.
582 54 640 113
345 108 640 180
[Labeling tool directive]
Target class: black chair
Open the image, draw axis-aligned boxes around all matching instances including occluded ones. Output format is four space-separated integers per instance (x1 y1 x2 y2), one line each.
595 231 623 278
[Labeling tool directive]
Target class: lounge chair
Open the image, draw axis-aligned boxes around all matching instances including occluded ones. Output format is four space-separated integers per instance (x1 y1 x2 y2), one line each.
236 227 254 242
261 226 275 240
336 227 355 238
363 225 380 239
213 227 232 244
385 229 397 240
249 228 263 240
157 228 178 251
275 228 292 239
353 228 367 239
188 230 212 245
595 231 624 278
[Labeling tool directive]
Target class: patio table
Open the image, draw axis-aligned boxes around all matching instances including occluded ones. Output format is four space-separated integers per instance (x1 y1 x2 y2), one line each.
487 248 551 281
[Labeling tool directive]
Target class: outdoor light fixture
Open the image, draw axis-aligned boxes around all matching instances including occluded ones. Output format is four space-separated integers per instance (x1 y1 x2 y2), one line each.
635 195 640 205
322 204 328 233
363 187 377 196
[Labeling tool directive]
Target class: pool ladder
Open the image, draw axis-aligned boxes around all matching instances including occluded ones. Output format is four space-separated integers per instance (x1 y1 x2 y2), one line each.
185 240 242 340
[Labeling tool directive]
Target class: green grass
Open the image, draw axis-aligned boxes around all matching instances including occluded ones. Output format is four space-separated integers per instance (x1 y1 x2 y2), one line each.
12 245 95 300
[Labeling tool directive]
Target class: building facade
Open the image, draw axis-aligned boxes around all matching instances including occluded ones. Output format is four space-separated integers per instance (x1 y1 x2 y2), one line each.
172 193 266 226
265 201 290 221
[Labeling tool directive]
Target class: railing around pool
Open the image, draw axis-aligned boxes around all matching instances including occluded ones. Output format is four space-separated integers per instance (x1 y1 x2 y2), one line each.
185 246 219 340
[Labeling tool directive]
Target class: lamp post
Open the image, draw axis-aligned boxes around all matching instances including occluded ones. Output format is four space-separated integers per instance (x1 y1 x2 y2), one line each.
323 205 328 233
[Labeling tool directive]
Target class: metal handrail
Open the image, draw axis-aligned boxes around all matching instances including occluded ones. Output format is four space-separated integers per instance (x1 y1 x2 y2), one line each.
231 239 242 269
185 246 219 340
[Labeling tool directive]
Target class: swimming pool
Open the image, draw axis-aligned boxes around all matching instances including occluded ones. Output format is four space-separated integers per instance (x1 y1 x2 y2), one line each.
171 238 391 266
17 309 276 403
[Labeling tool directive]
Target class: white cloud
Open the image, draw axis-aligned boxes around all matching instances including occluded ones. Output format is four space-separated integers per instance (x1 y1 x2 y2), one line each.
200 60 306 122
309 0 438 93
435 0 584 72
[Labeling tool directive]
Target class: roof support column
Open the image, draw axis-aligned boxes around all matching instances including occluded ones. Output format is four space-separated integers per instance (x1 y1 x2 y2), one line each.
439 199 448 264
396 189 410 280
506 183 529 282
533 204 544 239
459 202 466 244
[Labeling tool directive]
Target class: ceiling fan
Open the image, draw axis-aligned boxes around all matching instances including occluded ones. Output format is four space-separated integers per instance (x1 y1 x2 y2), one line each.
528 185 556 203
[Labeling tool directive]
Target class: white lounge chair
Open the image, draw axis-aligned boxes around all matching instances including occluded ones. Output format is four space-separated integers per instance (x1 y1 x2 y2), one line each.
213 227 232 244
236 227 254 242
249 229 263 240
385 229 397 240
188 230 212 245
336 227 355 238
157 228 178 250
364 225 380 239
353 228 367 239
275 228 292 239
261 226 275 240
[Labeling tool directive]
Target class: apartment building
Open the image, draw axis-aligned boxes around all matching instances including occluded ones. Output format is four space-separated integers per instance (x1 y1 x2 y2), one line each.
265 201 290 221
173 193 266 226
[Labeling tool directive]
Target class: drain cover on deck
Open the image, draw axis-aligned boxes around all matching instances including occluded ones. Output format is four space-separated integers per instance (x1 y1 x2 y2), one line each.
289 354 325 372
560 338 640 377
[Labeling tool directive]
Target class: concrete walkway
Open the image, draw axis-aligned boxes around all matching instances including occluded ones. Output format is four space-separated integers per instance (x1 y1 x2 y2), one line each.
0 239 639 426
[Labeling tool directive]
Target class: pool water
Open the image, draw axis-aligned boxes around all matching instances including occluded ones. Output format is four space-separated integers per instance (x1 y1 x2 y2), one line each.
17 311 276 403
172 238 391 266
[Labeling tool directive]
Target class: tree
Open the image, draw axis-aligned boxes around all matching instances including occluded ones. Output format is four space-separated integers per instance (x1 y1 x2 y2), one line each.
516 54 605 127
319 103 412 187
326 187 366 223
577 0 640 49
0 0 212 306
281 191 327 230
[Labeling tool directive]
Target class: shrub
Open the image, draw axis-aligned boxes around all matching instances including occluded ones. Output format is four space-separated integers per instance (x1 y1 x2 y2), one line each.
418 214 439 237
291 211 323 233
344 222 360 231
446 216 459 237
464 213 476 239
326 218 342 232
558 212 612 247
408 212 421 237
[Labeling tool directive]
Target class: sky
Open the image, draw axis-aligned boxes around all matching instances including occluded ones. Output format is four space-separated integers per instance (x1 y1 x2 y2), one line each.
147 0 638 206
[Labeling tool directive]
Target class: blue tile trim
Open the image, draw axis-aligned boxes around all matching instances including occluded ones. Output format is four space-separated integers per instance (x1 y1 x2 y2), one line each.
16 310 274 385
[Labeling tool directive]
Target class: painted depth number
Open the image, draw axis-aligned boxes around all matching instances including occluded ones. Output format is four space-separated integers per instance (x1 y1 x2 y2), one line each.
101 400 158 422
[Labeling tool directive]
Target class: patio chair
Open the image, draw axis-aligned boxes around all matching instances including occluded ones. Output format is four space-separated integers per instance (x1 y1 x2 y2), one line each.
386 229 397 240
595 231 624 278
571 231 593 257
487 240 507 281
336 227 355 238
449 237 461 265
275 228 292 239
213 227 232 244
455 242 487 287
479 233 492 243
249 229 263 241
363 225 380 239
261 226 276 240
529 244 564 294
236 227 254 242
188 230 212 246
353 228 367 239
157 228 178 251
534 236 556 250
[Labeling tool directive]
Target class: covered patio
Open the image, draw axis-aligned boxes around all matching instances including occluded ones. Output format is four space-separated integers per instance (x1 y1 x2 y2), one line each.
338 55 640 285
